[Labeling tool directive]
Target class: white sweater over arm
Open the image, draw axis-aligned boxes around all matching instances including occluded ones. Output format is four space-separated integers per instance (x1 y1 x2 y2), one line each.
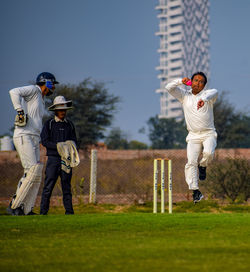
9 85 45 138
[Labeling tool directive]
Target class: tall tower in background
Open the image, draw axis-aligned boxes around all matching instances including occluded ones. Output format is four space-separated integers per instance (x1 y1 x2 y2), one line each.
155 0 210 119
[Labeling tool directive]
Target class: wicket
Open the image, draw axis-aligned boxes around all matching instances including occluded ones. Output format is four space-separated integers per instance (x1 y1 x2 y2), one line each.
153 158 172 214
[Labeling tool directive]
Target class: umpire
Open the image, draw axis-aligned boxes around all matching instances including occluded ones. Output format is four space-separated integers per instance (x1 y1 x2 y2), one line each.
40 96 77 215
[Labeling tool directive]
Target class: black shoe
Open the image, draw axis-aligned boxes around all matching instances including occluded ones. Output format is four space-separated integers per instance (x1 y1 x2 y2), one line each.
193 190 204 203
198 165 206 180
27 211 37 215
65 211 74 215
13 207 25 216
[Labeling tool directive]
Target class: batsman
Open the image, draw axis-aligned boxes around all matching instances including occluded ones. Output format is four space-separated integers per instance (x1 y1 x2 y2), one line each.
165 72 218 203
7 72 59 215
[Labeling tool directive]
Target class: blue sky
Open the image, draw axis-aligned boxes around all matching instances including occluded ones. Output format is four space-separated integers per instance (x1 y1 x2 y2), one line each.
0 0 249 144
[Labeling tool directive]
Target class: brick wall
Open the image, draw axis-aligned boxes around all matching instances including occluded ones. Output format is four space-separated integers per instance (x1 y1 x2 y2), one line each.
0 148 250 164
95 148 250 160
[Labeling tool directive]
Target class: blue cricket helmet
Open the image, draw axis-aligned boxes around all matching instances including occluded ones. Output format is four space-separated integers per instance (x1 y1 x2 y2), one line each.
36 72 59 85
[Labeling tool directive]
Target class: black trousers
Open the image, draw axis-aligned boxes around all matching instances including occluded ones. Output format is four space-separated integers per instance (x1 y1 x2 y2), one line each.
40 156 74 215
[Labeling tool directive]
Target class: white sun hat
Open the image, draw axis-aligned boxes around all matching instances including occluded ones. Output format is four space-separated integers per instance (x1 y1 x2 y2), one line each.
48 96 73 111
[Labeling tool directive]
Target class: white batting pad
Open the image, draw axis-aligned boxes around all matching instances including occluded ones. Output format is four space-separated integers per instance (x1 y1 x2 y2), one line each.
11 163 43 214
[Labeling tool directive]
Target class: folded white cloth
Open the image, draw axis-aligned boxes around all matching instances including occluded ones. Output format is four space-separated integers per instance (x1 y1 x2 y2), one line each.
57 140 80 173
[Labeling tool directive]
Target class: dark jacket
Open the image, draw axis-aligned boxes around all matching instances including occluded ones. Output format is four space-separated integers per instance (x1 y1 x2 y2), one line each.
41 118 77 157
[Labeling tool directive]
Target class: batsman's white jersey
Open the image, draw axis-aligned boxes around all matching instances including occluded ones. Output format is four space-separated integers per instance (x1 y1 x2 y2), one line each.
9 85 45 138
165 78 218 190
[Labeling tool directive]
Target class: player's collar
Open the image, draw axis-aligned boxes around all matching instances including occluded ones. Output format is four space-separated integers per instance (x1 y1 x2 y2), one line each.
191 89 205 96
36 85 42 94
55 116 68 122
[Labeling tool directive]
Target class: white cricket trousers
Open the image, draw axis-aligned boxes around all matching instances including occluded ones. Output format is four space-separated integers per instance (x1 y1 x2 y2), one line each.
13 135 40 194
185 131 217 190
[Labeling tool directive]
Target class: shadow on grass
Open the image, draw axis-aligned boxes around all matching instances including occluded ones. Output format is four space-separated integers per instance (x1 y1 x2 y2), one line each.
0 200 249 215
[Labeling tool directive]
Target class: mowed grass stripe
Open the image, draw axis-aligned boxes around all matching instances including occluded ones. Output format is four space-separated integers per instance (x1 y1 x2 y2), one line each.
0 213 250 272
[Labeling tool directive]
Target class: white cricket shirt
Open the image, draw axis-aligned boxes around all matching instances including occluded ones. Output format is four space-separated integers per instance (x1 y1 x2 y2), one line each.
165 78 218 133
9 85 45 138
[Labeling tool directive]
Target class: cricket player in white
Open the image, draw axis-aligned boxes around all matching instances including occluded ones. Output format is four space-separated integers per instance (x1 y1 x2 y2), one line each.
165 72 218 203
7 72 59 215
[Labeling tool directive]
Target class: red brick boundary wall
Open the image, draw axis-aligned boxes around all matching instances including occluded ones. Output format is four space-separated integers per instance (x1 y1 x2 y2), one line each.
95 149 250 160
0 148 249 163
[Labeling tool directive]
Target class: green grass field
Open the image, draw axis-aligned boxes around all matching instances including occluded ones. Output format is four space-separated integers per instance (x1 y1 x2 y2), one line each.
0 205 250 272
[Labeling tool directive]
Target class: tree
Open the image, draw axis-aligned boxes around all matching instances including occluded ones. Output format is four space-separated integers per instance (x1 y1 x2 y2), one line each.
44 78 120 149
214 92 250 148
105 128 148 150
203 158 250 202
104 128 129 149
128 140 148 150
147 116 186 149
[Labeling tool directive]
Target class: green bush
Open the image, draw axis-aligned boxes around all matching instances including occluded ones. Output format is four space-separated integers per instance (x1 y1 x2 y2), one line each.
204 158 250 202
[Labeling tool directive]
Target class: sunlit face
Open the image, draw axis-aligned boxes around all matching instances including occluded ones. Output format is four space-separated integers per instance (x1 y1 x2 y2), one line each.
55 109 67 120
41 84 55 97
191 75 206 94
